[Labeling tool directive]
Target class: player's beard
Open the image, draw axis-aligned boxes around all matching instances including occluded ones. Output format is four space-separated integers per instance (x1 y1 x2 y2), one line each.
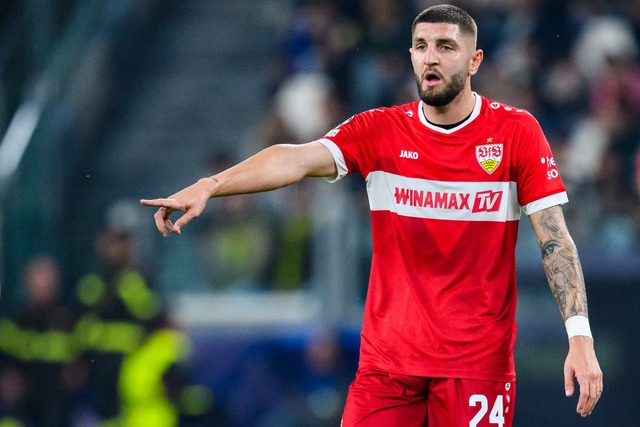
416 67 467 107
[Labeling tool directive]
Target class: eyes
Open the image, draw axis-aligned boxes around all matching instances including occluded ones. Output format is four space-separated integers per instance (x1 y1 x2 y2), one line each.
413 43 455 52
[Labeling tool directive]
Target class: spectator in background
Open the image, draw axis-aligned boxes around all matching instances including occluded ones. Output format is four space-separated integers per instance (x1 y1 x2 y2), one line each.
349 0 413 112
0 364 27 426
589 52 640 243
0 255 81 427
75 226 163 424
198 153 277 291
118 312 227 427
561 10 640 246
76 218 224 426
275 0 359 100
268 180 315 290
238 70 349 292
199 193 276 290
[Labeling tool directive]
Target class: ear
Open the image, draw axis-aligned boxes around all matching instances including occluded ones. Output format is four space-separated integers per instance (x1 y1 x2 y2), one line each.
469 49 483 76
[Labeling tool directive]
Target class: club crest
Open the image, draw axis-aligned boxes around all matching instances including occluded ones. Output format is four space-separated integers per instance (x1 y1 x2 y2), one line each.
476 143 503 174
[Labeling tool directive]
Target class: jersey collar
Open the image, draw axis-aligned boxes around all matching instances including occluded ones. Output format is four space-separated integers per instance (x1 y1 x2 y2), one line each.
418 92 482 134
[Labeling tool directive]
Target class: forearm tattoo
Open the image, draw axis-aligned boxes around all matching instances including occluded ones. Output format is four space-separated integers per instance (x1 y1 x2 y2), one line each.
536 207 588 321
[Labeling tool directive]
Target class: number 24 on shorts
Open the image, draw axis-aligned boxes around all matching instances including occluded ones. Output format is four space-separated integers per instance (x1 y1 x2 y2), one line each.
469 394 506 427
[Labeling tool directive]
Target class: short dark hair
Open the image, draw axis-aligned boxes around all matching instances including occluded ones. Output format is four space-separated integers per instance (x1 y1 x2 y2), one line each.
412 4 477 40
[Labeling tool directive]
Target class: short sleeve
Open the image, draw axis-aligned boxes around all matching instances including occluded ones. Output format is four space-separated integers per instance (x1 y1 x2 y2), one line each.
515 115 568 215
316 111 379 182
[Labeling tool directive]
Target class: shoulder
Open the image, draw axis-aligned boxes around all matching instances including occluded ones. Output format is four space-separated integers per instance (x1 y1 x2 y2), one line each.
481 96 542 130
326 102 419 137
356 101 419 121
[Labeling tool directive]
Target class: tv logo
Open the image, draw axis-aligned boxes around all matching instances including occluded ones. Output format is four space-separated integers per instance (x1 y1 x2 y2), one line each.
472 190 502 213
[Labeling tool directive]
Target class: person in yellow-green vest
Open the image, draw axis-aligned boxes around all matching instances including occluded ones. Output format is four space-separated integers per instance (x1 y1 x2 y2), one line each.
118 316 226 427
75 227 164 425
0 255 82 427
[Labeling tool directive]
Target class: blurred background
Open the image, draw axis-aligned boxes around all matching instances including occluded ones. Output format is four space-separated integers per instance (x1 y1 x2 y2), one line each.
0 0 638 425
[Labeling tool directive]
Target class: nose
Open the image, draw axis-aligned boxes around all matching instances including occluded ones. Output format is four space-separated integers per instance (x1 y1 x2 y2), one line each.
424 45 439 65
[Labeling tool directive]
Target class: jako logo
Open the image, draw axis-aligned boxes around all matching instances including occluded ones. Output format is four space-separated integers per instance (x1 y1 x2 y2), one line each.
400 150 419 159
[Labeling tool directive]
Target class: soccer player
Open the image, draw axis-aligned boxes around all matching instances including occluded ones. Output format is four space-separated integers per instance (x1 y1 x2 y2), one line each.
141 4 602 426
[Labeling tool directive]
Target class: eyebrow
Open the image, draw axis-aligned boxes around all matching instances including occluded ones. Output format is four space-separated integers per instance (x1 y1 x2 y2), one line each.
412 36 459 46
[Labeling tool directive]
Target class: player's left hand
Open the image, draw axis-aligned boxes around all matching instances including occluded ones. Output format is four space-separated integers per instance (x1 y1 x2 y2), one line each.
564 335 603 417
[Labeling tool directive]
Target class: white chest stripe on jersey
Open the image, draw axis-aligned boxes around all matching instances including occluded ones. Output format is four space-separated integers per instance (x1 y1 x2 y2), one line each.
365 171 522 222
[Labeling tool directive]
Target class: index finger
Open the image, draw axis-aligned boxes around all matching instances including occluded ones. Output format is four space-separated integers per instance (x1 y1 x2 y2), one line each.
140 198 182 210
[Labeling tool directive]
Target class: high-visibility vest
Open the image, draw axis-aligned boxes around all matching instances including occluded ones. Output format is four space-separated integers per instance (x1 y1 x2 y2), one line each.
75 268 162 354
0 417 24 427
0 317 77 363
74 314 144 354
118 329 189 427
76 269 161 321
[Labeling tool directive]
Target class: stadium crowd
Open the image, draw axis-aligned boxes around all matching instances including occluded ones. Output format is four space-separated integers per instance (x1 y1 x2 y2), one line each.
260 0 640 260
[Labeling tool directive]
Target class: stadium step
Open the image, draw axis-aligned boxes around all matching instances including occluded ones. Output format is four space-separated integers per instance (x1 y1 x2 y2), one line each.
83 0 278 204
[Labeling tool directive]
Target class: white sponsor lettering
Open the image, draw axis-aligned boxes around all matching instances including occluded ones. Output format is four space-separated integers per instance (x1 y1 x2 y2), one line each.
399 150 419 159
541 156 560 180
366 171 521 222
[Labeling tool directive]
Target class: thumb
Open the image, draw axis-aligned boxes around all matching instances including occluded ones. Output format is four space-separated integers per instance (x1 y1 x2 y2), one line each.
173 200 206 230
564 365 575 397
173 211 196 232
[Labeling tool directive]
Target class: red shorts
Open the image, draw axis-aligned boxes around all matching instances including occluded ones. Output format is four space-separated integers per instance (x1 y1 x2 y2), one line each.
341 369 516 427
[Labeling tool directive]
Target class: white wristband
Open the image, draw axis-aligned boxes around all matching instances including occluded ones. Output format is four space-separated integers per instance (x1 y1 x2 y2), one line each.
565 315 592 339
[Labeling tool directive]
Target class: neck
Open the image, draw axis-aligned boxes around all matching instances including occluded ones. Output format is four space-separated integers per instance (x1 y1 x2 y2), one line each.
422 89 476 126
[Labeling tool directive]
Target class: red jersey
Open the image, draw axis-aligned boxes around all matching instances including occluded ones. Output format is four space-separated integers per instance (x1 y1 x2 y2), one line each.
318 94 567 382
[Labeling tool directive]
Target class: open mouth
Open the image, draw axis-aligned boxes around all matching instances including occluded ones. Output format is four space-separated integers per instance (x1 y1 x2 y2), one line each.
424 71 442 87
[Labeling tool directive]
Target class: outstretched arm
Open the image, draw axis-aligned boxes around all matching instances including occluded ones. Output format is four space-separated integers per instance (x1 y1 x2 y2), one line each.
140 141 337 236
529 205 603 417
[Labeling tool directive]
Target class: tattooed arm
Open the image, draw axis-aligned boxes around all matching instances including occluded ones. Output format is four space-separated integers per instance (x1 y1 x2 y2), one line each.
529 205 603 417
532 205 588 320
